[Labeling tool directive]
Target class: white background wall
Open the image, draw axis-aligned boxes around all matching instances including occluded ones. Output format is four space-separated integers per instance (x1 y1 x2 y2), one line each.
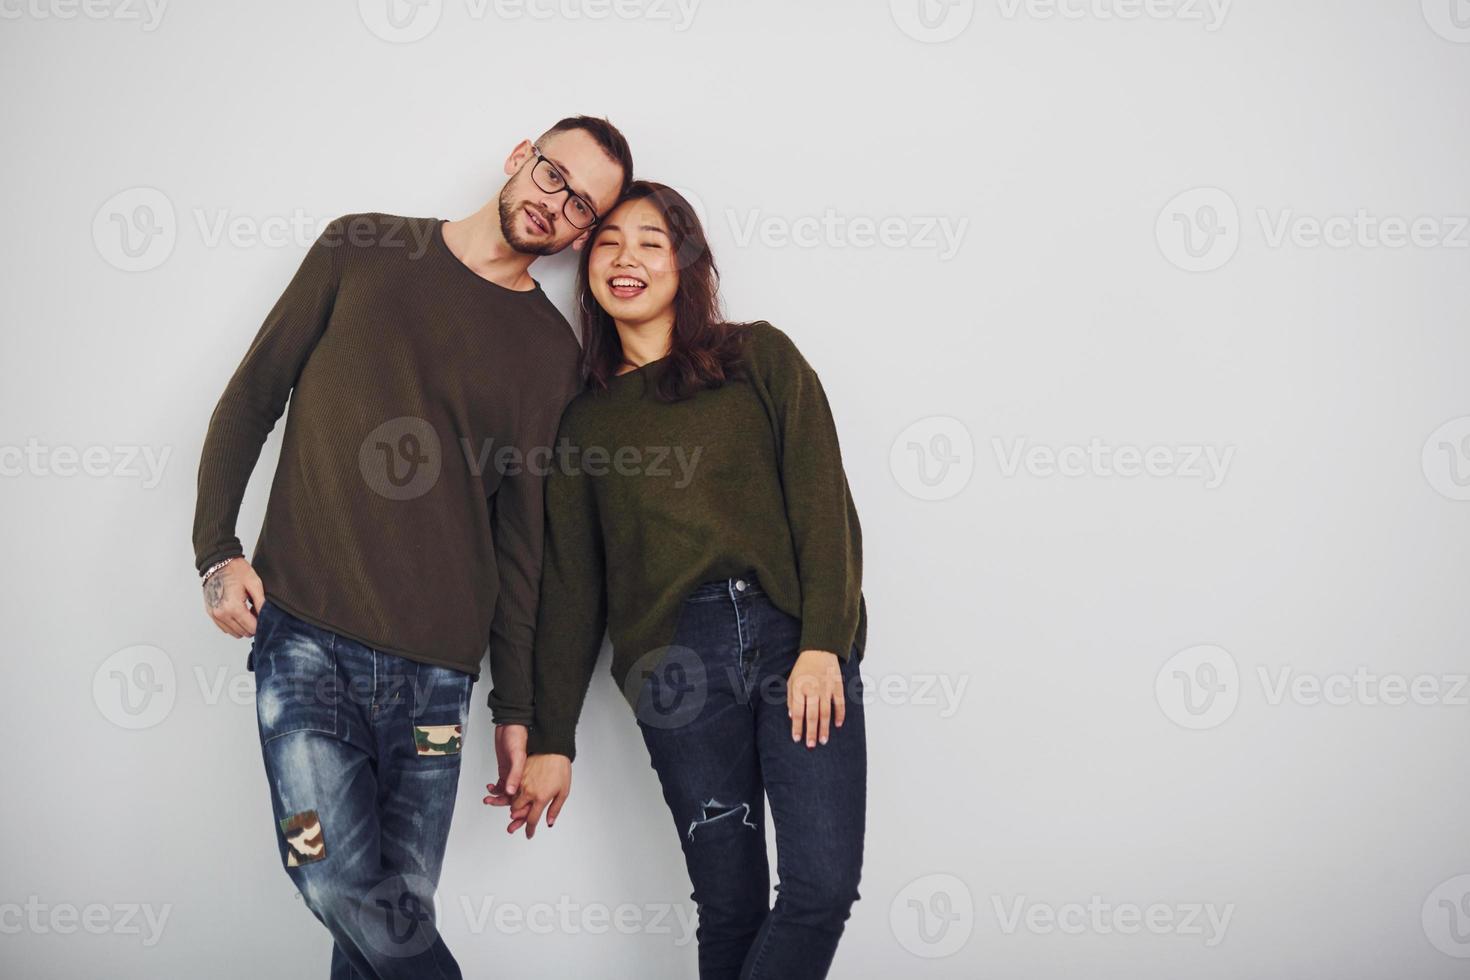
3 1 1470 977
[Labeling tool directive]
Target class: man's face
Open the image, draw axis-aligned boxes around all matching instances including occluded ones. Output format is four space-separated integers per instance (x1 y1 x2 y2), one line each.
497 130 626 256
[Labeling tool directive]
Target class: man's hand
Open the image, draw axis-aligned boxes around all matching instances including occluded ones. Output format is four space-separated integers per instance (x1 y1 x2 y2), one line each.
507 753 571 839
203 558 265 638
788 649 846 748
483 724 528 808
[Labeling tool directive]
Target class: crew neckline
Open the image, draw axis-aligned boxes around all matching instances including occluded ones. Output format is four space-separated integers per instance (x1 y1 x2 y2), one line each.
432 219 544 297
611 355 671 381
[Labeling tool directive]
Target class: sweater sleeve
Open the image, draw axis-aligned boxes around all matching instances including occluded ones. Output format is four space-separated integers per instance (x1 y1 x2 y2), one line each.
192 219 343 574
484 375 580 723
525 409 608 760
754 323 865 659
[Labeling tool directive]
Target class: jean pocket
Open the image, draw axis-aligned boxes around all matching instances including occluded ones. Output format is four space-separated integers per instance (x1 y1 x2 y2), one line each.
408 664 472 762
245 599 276 673
254 622 339 743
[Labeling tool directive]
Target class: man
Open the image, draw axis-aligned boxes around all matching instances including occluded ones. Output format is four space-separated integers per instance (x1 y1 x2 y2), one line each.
192 116 630 979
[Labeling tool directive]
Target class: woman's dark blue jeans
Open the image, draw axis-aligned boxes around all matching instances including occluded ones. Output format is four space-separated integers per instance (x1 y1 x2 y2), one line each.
634 572 867 980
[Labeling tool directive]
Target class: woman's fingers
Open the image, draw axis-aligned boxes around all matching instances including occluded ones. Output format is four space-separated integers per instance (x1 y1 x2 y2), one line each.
547 790 567 828
833 682 847 729
818 689 832 745
524 797 551 838
804 690 820 748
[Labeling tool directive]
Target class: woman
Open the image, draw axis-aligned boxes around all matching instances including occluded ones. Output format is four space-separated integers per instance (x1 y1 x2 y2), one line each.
497 181 868 980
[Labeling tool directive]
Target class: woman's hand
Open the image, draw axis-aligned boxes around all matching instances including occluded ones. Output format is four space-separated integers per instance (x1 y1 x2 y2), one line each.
507 753 572 838
788 649 846 748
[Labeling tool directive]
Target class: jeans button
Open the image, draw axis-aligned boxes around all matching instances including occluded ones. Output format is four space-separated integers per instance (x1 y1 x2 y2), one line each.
734 579 747 592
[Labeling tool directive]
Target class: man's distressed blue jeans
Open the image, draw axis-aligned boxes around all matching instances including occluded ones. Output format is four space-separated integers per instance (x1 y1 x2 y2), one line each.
249 599 471 980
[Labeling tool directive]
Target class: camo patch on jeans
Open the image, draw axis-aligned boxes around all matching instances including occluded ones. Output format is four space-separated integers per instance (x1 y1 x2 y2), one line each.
414 724 463 756
280 809 326 867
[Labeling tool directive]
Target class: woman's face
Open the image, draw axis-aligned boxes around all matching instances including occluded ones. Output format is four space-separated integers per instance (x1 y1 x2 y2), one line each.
587 197 680 327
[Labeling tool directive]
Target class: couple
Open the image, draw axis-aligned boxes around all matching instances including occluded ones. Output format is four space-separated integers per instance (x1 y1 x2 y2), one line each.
193 115 868 980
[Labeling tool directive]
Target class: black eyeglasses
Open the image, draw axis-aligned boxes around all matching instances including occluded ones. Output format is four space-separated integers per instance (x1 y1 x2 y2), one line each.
529 144 598 230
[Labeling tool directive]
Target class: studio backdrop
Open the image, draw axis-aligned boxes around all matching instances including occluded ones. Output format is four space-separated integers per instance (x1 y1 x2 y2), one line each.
3 1 1469 978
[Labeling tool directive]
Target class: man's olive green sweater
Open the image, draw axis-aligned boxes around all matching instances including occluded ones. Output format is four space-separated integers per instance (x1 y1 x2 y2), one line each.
526 322 867 760
192 214 579 721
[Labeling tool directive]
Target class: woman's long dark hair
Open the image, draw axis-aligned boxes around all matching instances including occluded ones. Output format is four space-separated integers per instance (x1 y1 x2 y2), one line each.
576 181 749 401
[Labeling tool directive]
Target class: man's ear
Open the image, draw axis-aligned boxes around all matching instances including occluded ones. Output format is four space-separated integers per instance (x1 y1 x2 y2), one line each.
571 230 591 251
503 139 533 177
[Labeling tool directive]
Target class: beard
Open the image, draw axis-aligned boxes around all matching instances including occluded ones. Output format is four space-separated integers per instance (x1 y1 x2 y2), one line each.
498 189 561 256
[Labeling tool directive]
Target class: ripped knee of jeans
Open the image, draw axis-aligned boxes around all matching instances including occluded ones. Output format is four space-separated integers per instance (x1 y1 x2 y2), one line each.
686 798 757 840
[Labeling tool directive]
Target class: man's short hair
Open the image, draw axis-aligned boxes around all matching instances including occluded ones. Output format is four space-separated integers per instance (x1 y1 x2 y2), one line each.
539 115 634 197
